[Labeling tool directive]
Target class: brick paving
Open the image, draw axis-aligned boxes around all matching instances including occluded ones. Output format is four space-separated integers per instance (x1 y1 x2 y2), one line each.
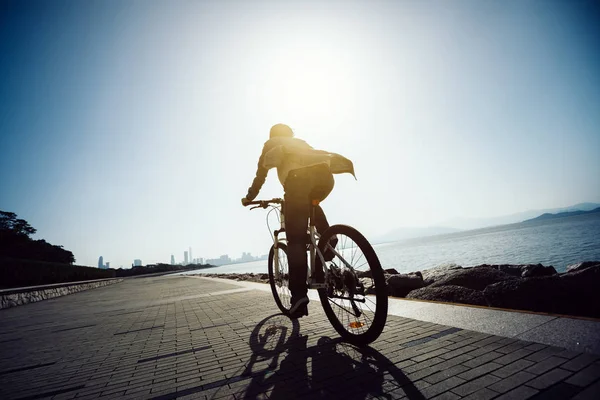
0 275 599 400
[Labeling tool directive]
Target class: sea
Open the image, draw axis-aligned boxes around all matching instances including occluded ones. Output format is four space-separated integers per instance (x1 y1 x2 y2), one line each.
176 213 600 276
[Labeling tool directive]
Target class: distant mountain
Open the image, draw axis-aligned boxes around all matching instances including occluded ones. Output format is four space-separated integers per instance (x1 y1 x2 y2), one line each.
374 226 462 244
440 202 600 230
523 207 600 223
375 202 600 245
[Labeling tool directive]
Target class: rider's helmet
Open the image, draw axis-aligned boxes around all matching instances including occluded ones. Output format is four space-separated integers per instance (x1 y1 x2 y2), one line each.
269 123 294 138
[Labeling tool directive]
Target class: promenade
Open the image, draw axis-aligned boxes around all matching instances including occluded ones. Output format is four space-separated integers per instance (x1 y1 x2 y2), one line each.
1 275 599 400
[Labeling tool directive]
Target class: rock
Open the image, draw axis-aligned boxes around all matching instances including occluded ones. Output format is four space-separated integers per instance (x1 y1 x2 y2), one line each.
521 264 557 278
362 269 419 279
481 263 557 278
484 276 567 315
421 263 463 284
566 261 600 273
258 273 269 280
407 285 488 306
558 265 600 318
429 266 516 291
357 270 372 279
386 274 425 297
360 278 376 295
494 265 523 277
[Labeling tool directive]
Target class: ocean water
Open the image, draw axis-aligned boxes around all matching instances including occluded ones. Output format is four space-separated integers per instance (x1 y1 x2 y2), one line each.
176 213 600 276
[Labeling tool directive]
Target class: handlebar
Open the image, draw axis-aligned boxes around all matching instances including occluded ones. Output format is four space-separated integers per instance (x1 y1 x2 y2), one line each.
245 198 284 210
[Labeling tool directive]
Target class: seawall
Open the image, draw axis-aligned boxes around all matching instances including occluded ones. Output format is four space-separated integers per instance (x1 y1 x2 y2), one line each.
0 278 122 309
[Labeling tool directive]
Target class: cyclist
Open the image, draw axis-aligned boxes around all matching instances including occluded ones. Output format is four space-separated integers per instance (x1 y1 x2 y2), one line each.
241 124 355 318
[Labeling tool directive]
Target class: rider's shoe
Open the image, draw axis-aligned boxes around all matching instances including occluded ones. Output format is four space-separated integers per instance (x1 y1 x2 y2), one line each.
323 249 335 262
289 295 309 318
290 305 308 319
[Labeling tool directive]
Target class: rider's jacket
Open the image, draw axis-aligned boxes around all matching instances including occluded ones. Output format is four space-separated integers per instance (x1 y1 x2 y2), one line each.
245 136 355 201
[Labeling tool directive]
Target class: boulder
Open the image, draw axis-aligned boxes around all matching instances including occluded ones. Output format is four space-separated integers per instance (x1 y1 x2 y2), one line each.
482 264 557 278
483 270 600 318
406 285 488 306
386 274 425 297
566 261 600 273
493 265 523 277
421 263 463 284
429 266 516 291
358 268 404 279
562 263 600 281
558 264 600 318
484 276 566 315
360 278 376 295
521 264 557 278
357 270 372 279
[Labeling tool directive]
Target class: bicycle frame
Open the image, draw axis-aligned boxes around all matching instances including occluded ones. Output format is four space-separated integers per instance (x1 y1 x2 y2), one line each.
270 200 351 289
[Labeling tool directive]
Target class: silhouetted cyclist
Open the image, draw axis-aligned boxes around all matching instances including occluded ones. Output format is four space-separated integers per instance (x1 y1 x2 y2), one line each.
242 124 355 318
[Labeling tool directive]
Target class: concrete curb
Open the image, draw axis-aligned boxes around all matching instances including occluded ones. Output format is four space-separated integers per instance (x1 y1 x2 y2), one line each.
0 278 123 309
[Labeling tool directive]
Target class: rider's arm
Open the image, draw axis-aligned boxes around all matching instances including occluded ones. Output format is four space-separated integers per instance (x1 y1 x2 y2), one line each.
245 143 269 201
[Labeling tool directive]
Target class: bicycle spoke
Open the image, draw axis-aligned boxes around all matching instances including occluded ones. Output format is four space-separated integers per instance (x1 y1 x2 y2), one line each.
351 240 358 266
329 298 360 318
354 253 366 270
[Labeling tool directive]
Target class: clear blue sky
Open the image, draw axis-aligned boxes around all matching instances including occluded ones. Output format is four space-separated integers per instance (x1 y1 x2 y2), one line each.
1 0 599 268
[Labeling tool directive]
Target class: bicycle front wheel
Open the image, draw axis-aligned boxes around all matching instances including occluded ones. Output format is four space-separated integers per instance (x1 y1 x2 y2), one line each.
268 243 292 315
317 224 388 346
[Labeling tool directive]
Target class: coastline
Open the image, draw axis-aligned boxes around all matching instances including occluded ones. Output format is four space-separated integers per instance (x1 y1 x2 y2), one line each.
190 260 600 319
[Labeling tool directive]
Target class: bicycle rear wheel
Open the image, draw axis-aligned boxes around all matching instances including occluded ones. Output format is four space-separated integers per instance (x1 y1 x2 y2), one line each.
268 243 292 315
317 224 388 346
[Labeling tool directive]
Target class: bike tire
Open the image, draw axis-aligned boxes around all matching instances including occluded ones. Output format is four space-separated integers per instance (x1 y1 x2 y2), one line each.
268 243 292 316
317 224 388 346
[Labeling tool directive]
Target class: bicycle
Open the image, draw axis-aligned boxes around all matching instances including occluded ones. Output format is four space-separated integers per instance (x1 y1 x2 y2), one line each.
245 198 388 346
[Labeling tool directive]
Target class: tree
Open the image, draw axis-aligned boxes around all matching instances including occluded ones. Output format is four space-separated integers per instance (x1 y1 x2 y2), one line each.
0 211 37 237
0 210 75 264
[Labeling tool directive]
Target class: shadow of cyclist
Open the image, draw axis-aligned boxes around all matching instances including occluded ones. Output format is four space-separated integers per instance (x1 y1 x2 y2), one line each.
240 314 425 400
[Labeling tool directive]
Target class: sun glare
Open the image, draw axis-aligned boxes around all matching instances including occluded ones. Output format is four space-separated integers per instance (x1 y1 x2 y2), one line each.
259 43 358 124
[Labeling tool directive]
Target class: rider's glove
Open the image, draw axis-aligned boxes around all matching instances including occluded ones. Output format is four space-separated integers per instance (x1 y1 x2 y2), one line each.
241 197 250 207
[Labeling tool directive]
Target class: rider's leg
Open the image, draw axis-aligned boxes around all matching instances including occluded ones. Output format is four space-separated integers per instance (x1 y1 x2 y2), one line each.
285 198 309 299
313 205 338 262
284 171 311 316
308 166 338 264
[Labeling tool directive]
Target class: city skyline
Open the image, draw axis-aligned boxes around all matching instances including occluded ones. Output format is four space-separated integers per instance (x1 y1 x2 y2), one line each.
97 247 267 269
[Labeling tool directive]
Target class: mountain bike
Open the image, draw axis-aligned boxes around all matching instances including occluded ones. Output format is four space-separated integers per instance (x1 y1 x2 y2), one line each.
245 198 388 346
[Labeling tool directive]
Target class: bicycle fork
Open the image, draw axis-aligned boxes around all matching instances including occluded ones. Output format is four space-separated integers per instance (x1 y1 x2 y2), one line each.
273 211 285 281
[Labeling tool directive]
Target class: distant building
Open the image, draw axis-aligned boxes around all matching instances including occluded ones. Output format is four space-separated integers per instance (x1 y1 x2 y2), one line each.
170 254 175 265
240 252 254 263
105 262 110 269
206 254 232 266
133 259 142 267
189 247 192 264
98 256 104 269
184 251 189 265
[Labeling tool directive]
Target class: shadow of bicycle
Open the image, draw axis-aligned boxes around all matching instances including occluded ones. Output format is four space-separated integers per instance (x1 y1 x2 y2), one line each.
239 313 425 400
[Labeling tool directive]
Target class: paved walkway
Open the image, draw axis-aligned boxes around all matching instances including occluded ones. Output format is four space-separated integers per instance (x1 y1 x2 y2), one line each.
0 275 599 400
